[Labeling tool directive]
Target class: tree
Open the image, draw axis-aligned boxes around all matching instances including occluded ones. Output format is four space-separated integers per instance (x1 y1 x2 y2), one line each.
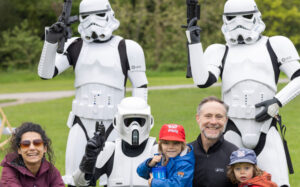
0 20 43 70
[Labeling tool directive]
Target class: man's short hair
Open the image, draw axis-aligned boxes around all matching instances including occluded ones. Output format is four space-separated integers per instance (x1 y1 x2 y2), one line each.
197 96 229 115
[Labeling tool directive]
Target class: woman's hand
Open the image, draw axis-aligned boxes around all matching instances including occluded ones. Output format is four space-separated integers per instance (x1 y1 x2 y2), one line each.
148 155 162 167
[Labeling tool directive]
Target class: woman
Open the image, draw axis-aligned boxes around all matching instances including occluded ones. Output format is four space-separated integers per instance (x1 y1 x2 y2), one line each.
0 122 65 187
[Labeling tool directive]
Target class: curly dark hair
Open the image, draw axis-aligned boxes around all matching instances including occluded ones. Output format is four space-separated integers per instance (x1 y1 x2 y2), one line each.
8 122 55 165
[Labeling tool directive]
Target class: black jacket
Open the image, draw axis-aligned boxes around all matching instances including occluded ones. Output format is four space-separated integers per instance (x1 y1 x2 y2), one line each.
190 134 238 187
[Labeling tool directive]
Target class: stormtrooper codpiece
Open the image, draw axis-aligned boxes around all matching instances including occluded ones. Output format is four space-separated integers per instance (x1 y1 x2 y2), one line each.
186 0 300 186
73 97 158 187
38 0 148 185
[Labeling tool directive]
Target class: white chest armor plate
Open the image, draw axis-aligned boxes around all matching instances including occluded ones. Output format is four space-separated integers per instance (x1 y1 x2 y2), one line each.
108 137 157 187
222 37 277 119
72 36 125 119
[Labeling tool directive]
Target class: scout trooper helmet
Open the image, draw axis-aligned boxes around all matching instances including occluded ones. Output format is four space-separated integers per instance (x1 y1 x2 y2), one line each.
221 0 265 45
114 97 154 146
78 0 120 42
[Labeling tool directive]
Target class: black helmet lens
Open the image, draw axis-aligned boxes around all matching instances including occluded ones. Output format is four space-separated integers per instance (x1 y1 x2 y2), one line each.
124 117 146 127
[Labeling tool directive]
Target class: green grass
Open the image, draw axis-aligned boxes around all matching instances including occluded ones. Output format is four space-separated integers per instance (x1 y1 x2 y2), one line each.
0 70 194 94
0 99 16 104
1 84 300 186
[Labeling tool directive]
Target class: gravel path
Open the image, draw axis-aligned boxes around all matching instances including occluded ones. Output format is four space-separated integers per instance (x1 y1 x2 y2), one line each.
0 78 289 107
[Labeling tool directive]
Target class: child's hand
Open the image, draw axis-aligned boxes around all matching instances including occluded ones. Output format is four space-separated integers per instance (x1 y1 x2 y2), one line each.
148 173 153 186
148 155 162 167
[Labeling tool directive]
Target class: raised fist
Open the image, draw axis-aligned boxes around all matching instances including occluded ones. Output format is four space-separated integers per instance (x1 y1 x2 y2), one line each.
45 22 66 44
186 17 201 44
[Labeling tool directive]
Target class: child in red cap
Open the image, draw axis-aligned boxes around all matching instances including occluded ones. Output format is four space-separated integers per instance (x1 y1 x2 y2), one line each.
137 124 195 187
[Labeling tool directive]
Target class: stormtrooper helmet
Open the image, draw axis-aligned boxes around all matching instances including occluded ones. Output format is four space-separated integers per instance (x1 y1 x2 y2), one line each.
221 0 265 45
114 97 154 146
78 0 120 42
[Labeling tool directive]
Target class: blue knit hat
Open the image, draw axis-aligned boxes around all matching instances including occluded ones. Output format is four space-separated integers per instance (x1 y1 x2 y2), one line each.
229 148 257 165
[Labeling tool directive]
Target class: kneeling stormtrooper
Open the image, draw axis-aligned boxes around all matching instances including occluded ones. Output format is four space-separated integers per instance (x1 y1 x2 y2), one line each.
186 0 300 186
73 97 158 186
38 0 148 184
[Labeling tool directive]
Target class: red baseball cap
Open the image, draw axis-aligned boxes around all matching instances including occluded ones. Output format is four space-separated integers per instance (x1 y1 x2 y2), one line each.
159 124 186 142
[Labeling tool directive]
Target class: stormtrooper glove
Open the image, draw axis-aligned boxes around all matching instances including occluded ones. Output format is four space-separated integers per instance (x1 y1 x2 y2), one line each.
79 124 106 175
186 17 201 44
255 97 282 122
45 22 66 44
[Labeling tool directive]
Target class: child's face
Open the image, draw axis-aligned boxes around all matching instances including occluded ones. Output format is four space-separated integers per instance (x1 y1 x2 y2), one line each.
161 140 182 159
233 163 254 183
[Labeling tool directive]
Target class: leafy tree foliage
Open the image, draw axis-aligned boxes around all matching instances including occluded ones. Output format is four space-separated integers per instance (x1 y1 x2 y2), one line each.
258 0 300 49
0 20 43 70
0 0 299 71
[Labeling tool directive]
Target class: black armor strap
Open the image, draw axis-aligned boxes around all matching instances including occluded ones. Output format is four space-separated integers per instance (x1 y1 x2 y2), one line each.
275 115 294 174
73 115 90 141
219 45 229 79
118 39 130 86
266 39 281 84
105 123 114 141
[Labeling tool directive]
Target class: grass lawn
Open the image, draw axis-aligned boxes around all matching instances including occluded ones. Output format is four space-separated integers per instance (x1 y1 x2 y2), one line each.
0 70 194 94
1 84 300 186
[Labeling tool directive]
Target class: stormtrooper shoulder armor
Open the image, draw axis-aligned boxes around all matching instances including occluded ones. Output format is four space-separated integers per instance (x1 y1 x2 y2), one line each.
269 36 300 64
95 141 115 168
125 39 146 72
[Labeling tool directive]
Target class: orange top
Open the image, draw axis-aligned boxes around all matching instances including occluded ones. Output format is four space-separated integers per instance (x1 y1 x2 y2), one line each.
238 172 278 187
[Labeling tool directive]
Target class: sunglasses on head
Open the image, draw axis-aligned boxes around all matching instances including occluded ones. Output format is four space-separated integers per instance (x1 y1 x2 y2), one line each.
19 139 44 149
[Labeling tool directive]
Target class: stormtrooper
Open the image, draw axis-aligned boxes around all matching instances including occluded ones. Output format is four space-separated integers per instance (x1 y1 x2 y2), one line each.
186 0 300 186
38 0 148 185
73 97 158 186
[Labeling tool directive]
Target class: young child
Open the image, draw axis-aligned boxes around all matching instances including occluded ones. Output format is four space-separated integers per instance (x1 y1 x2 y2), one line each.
227 148 278 187
137 124 195 186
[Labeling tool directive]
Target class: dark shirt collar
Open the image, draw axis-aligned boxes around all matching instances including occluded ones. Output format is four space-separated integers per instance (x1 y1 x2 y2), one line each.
197 134 224 154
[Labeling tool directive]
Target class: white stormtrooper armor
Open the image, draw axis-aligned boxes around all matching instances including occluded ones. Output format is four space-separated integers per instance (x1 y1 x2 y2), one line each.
221 0 265 45
73 97 158 187
38 0 148 185
186 0 300 186
78 0 119 42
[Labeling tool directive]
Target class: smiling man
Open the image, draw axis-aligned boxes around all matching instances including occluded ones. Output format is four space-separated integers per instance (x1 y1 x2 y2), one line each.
190 96 238 187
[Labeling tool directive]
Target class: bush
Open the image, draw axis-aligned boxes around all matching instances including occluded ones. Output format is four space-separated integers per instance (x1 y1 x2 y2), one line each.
0 20 43 71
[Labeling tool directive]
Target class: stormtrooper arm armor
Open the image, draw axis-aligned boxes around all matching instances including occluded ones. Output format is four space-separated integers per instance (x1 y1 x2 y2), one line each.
73 142 115 186
126 39 148 101
38 35 78 79
271 36 300 106
38 41 58 79
188 43 224 87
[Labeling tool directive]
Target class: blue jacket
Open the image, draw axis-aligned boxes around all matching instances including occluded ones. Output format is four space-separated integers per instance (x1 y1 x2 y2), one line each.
137 144 195 187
